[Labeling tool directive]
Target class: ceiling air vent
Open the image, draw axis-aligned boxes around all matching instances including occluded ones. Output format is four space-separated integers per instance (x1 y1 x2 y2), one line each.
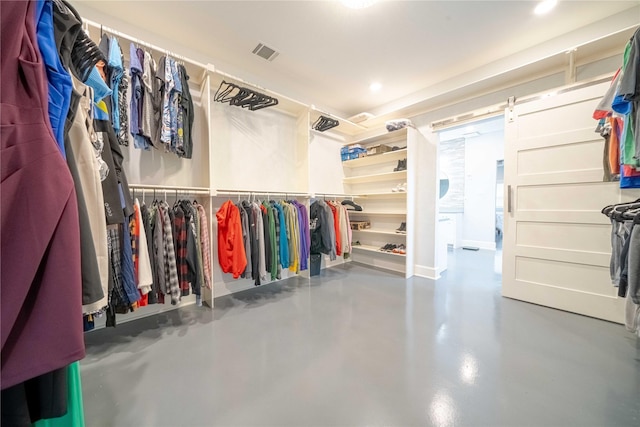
252 43 279 62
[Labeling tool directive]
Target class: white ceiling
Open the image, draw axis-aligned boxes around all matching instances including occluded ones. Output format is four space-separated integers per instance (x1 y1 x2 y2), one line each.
77 1 639 118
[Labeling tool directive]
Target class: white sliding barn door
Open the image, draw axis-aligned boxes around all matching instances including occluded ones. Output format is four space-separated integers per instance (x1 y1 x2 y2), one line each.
503 82 639 323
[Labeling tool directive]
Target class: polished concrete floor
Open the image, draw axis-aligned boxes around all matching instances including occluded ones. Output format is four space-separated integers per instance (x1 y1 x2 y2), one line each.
82 249 640 426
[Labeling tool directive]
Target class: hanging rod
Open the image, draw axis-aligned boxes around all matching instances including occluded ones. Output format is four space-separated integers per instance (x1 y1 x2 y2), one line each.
311 193 354 199
82 19 208 72
128 184 211 195
214 189 310 198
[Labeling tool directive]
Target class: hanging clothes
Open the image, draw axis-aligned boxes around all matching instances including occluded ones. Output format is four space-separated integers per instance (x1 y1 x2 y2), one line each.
177 63 194 158
134 199 153 302
1 0 85 392
603 202 640 337
238 202 252 279
195 202 212 290
310 200 337 260
140 50 159 148
36 0 73 158
216 200 248 279
252 202 268 281
68 78 109 314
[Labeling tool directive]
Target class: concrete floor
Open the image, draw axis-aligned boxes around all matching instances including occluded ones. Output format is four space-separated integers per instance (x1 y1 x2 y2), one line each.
82 249 640 426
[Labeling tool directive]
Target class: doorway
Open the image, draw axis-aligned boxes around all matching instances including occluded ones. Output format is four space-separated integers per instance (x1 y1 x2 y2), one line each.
437 115 505 280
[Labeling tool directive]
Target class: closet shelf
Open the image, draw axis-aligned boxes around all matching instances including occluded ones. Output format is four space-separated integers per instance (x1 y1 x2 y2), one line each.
310 108 366 137
348 211 407 216
352 229 407 237
342 128 408 147
342 148 407 168
352 244 406 257
343 170 407 184
353 192 407 199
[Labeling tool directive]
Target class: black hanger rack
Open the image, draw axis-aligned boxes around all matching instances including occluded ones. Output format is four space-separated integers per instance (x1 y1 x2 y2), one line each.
312 115 339 132
214 80 279 111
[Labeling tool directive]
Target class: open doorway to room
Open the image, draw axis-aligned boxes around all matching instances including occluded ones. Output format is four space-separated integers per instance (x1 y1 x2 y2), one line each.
437 115 505 281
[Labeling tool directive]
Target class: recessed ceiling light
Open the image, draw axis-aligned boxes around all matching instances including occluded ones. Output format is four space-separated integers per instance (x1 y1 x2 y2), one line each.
534 0 558 15
369 82 382 92
342 0 376 9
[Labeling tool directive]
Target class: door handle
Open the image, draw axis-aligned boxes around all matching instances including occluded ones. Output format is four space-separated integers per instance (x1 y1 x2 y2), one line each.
507 185 513 213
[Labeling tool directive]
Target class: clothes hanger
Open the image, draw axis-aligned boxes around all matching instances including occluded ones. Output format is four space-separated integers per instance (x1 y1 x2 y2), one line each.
602 199 640 216
214 81 239 103
230 87 255 107
251 95 278 111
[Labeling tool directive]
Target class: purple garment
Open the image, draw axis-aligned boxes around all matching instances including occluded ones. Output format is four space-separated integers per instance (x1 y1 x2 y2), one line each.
294 202 310 271
1 0 84 389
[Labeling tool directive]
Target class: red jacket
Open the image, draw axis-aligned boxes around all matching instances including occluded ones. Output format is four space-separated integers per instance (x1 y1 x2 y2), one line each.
216 200 247 279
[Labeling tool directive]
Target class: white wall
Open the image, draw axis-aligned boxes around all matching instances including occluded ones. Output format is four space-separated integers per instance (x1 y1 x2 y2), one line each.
308 131 348 270
462 131 504 250
308 132 345 195
210 103 304 192
408 124 440 279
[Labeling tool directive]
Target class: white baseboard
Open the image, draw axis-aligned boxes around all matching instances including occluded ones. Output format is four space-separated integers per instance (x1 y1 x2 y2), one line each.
461 239 496 251
414 264 440 280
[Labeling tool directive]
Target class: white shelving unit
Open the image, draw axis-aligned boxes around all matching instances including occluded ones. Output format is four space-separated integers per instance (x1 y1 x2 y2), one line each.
342 130 412 277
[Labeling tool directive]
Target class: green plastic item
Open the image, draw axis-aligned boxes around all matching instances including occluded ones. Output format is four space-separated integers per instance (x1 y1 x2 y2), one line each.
34 362 85 427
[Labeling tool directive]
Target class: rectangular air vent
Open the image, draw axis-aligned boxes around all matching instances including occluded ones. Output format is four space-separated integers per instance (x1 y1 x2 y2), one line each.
252 43 279 61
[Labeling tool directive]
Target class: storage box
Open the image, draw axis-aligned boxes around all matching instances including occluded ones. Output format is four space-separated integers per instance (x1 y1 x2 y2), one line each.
350 221 371 230
367 144 392 156
348 147 367 160
340 146 350 161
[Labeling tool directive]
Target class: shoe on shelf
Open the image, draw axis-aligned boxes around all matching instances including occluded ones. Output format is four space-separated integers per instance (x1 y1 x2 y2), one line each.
395 222 406 234
391 182 407 192
393 244 406 254
394 159 407 172
352 240 362 246
380 243 393 252
342 200 363 211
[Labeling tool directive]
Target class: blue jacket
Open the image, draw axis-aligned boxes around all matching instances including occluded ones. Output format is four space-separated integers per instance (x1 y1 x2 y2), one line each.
274 203 289 268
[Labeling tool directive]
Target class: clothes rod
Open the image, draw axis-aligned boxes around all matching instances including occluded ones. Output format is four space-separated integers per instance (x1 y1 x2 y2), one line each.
128 184 211 195
214 190 310 198
311 193 354 199
83 19 208 71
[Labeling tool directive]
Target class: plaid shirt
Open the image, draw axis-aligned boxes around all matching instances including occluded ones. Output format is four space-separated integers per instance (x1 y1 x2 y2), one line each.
196 203 212 289
173 206 189 296
107 225 128 310
160 202 181 304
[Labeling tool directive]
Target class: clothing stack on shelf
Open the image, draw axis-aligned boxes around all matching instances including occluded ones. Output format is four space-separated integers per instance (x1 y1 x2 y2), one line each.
216 198 310 286
602 200 640 337
309 199 352 261
593 27 640 187
97 36 195 157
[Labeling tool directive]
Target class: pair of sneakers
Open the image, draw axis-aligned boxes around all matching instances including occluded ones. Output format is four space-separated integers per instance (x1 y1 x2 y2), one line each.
379 243 406 254
394 158 407 172
380 243 398 252
391 182 407 192
393 244 406 254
